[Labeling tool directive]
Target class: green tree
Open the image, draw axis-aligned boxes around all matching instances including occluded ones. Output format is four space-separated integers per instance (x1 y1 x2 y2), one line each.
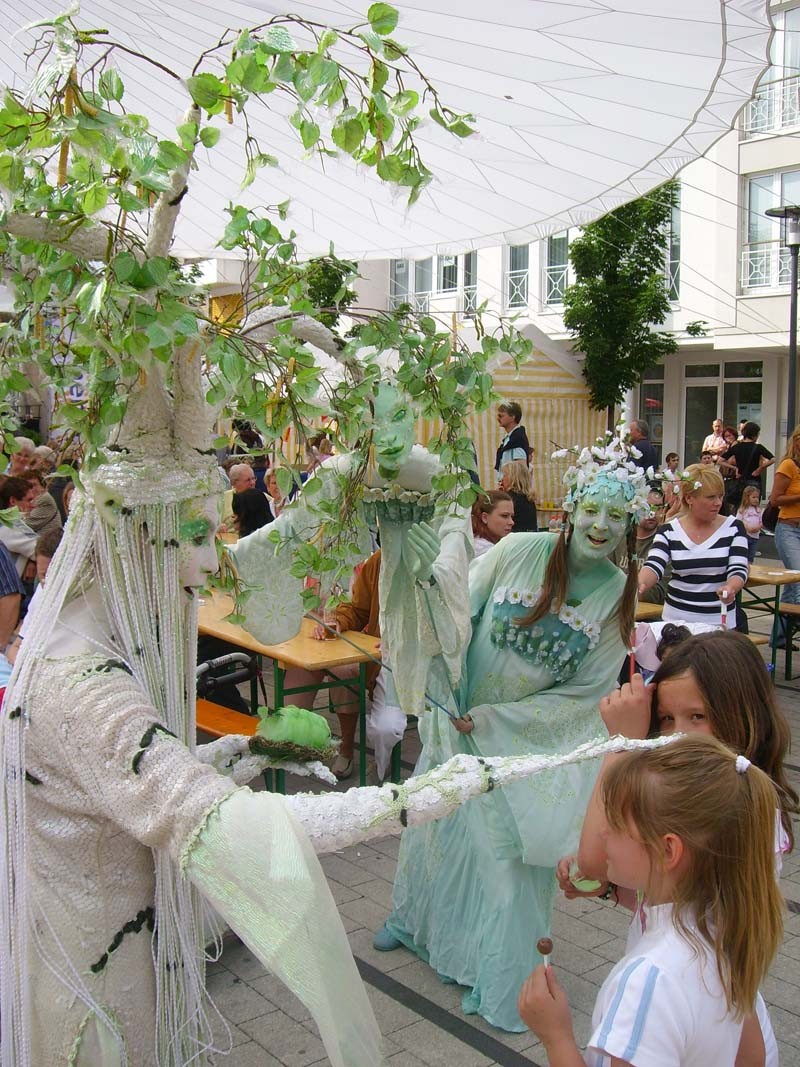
562 181 679 428
0 6 531 604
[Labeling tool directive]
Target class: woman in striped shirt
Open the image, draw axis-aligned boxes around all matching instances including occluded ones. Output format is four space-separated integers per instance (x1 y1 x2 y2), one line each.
638 465 749 627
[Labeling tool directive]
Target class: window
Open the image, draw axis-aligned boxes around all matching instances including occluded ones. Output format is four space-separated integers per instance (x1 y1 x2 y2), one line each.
437 255 457 292
390 253 477 313
389 260 410 309
389 258 432 310
507 244 529 308
742 170 800 289
638 363 664 465
544 231 569 305
667 193 680 302
744 7 800 136
463 251 477 314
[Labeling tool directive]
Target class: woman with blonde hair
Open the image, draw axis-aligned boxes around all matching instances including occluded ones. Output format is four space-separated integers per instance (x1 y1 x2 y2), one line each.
768 424 800 606
640 464 749 627
499 459 538 532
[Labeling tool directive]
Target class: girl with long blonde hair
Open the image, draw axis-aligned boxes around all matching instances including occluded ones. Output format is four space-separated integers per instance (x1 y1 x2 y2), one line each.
520 735 785 1065
499 459 538 532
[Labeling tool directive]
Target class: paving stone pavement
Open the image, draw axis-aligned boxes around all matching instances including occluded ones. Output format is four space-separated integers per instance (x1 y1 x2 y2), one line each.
211 587 800 1066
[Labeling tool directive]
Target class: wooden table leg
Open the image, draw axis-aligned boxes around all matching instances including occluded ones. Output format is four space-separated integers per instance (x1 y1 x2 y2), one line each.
272 660 286 793
359 663 367 787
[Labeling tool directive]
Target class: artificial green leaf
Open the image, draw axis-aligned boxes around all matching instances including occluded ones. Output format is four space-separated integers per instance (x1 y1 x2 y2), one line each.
176 121 199 150
369 61 389 92
389 89 418 116
275 466 294 498
81 184 109 214
146 322 172 349
124 332 150 358
367 3 399 36
376 153 403 181
300 120 320 149
331 117 364 153
199 125 221 148
157 139 188 170
0 153 24 189
262 26 295 53
186 73 226 110
98 68 124 102
112 251 138 283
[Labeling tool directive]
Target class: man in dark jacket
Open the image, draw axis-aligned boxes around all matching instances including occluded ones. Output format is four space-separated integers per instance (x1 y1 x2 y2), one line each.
494 401 530 480
628 419 657 472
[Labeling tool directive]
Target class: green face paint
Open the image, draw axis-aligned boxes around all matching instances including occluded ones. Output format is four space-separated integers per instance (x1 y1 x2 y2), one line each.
179 516 212 547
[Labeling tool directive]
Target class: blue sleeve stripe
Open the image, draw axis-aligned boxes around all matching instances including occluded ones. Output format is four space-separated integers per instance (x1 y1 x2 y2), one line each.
597 956 646 1049
621 963 659 1060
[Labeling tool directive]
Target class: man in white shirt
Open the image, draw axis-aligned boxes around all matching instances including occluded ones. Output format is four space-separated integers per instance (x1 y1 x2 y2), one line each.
702 418 727 458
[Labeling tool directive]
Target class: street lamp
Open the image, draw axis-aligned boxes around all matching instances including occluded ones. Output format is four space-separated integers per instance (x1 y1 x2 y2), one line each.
766 205 800 432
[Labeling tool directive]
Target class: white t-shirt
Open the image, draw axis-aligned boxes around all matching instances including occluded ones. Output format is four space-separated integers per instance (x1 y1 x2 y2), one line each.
587 904 741 1066
622 814 788 1067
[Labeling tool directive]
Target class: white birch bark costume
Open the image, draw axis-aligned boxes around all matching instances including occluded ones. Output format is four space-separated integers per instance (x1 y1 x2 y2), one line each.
0 423 673 1066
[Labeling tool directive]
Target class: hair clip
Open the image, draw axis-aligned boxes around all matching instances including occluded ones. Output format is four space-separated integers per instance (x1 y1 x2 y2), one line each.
735 755 751 775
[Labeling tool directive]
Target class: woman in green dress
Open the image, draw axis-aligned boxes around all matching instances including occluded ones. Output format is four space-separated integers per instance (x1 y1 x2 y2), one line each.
374 435 647 1032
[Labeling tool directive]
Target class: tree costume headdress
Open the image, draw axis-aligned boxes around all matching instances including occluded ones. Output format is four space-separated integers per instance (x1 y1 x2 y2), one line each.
553 423 653 523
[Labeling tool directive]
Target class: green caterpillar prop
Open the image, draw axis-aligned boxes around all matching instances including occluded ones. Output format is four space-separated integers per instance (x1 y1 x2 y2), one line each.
249 705 337 763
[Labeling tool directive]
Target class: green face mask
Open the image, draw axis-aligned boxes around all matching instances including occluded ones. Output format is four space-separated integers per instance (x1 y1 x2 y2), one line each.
372 383 415 479
569 485 629 565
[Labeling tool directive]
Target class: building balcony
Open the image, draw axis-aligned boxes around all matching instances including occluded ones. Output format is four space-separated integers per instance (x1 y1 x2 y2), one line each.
388 286 478 315
743 75 800 137
741 243 792 290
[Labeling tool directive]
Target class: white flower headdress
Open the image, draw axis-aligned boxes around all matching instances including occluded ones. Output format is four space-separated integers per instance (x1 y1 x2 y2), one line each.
552 422 652 522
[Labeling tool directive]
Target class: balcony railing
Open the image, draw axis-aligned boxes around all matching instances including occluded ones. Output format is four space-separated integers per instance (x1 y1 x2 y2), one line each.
506 268 529 308
463 284 477 315
743 75 800 137
544 264 568 306
388 290 432 312
741 243 792 289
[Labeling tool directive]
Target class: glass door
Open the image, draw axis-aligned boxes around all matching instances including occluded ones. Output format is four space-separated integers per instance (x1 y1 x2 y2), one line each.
683 385 720 465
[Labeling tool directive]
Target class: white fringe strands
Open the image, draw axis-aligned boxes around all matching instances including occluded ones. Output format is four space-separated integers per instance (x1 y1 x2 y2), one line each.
0 482 220 1066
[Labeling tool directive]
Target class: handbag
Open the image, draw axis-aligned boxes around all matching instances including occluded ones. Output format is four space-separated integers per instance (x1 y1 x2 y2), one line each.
762 501 779 533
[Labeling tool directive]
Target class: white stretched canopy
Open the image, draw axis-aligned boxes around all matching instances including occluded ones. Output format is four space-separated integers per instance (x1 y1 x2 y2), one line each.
3 0 770 260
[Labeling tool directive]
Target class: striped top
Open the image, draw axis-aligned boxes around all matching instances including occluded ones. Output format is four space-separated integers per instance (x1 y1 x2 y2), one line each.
642 516 749 621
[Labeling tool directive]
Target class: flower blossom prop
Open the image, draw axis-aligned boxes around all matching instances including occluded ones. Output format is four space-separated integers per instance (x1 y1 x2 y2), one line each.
661 469 703 494
552 423 653 522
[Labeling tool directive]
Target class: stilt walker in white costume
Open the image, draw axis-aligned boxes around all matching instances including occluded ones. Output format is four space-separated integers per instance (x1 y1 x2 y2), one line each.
0 9 696 1064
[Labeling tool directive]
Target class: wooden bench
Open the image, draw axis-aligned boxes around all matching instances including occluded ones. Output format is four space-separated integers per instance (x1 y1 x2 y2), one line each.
196 698 258 739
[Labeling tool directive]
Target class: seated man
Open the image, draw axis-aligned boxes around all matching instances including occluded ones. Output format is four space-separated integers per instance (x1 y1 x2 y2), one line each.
286 550 405 781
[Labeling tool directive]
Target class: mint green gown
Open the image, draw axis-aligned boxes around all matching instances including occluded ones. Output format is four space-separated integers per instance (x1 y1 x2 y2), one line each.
385 532 627 1031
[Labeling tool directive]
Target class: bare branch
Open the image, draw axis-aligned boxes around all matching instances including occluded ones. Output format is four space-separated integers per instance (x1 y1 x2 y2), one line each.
145 105 200 259
5 213 111 260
